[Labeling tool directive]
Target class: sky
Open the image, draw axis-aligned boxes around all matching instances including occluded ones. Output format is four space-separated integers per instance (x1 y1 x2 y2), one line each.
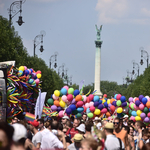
1 0 150 86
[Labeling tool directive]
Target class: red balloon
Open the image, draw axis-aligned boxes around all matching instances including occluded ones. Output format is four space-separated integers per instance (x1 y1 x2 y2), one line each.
86 97 90 103
103 94 107 98
110 105 115 113
90 106 95 112
76 101 84 107
116 94 122 100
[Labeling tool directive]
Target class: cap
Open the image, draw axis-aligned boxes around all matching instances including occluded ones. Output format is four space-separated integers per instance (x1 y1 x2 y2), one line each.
123 115 129 118
62 116 69 120
94 117 100 121
12 123 27 142
104 122 114 129
28 120 39 127
76 124 85 133
72 133 83 142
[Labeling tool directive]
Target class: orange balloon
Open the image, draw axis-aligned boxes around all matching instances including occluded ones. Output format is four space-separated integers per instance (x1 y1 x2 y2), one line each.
54 100 60 107
75 95 82 101
106 112 111 117
110 98 115 104
146 101 150 108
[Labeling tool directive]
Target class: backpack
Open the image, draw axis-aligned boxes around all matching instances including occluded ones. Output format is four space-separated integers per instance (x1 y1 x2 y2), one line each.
117 138 125 150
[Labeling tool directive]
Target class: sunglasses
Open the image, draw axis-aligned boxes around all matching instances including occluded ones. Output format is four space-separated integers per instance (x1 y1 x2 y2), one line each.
113 122 119 125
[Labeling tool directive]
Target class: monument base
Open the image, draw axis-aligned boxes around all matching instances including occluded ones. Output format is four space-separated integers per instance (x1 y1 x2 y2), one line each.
94 90 103 98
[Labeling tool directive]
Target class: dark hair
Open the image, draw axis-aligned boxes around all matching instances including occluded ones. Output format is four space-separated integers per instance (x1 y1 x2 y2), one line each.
58 123 63 131
142 129 149 137
85 123 92 132
114 117 120 123
128 120 134 126
37 119 44 125
66 120 73 128
51 120 58 130
136 121 144 129
44 121 51 128
123 125 130 134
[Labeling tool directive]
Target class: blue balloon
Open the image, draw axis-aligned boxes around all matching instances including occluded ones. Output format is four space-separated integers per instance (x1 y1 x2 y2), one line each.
99 100 102 104
61 88 67 95
131 111 137 117
135 100 141 106
139 95 144 102
98 104 103 110
69 104 76 111
66 108 72 115
94 95 99 102
121 102 127 107
120 96 126 102
28 79 34 84
86 107 91 113
142 97 147 105
77 107 84 113
114 94 118 99
104 102 108 108
73 89 80 96
94 101 99 107
112 101 117 106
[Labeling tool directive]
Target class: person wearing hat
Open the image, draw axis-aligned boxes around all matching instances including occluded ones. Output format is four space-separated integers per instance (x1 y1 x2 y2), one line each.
94 117 101 130
104 122 125 150
76 124 85 136
28 120 42 149
68 133 83 150
123 115 129 126
62 116 69 128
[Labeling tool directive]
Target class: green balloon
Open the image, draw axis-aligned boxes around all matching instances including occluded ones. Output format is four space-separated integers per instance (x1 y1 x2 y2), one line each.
72 110 78 115
47 98 53 105
76 113 82 118
131 103 134 110
127 102 129 107
59 91 63 97
116 100 122 106
143 107 149 114
68 88 74 95
129 109 132 115
87 112 93 118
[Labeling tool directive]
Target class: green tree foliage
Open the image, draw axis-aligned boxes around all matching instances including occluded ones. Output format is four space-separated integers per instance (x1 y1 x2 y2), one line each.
0 15 64 100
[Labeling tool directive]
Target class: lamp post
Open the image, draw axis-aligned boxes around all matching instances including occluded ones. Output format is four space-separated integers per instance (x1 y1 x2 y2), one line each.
49 52 58 69
33 31 46 57
140 47 149 68
58 64 65 78
132 61 140 77
125 70 134 84
8 0 26 27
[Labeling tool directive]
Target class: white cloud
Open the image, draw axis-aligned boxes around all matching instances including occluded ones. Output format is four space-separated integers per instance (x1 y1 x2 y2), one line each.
96 0 128 24
141 8 150 17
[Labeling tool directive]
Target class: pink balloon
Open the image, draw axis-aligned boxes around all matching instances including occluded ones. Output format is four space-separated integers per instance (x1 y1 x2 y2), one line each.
62 95 68 102
24 66 27 70
85 103 90 108
52 94 59 100
116 94 122 100
139 104 144 110
147 112 150 118
63 86 69 91
35 79 40 85
76 101 84 107
89 101 94 107
88 94 94 101
130 116 135 121
90 106 95 112
101 108 107 114
67 94 73 101
134 104 139 110
82 95 87 102
59 110 64 117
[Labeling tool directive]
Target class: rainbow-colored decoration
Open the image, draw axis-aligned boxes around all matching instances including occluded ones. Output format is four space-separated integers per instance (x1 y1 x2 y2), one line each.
25 112 35 121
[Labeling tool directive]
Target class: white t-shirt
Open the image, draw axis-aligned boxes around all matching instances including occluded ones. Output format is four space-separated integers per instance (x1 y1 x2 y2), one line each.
32 132 42 147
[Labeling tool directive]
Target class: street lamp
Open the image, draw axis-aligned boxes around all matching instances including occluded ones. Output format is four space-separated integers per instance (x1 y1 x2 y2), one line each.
8 0 26 27
140 47 149 68
49 52 58 69
125 70 134 84
58 64 65 78
33 31 46 57
132 61 140 77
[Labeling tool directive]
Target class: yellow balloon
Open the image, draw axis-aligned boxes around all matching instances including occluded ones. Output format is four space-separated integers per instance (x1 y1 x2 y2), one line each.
19 66 25 71
59 100 66 107
107 99 110 104
135 116 141 121
54 90 60 97
37 73 42 79
137 110 142 116
94 109 101 115
117 107 123 114
102 100 106 103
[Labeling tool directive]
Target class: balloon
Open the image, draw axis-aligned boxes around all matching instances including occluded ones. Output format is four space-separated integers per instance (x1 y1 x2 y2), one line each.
76 101 84 107
120 96 126 102
107 99 111 104
129 97 133 102
62 95 68 102
116 94 122 100
57 107 62 112
144 117 150 123
116 100 122 106
28 79 34 84
77 107 84 113
73 89 80 96
37 73 42 79
117 107 123 114
52 94 59 100
140 113 146 120
87 112 93 118
72 110 78 115
147 112 150 118
108 103 112 108
103 94 107 98
106 112 111 117
123 107 128 113
121 102 127 107
146 101 150 109
36 70 41 74
61 88 67 95
142 97 147 104
130 103 135 110
76 113 82 118
135 100 141 106
47 98 53 105
89 102 94 107
71 98 76 104
101 108 107 114
68 88 74 95
59 100 66 108
18 70 23 76
99 100 102 104
85 103 90 108
75 95 82 101
35 79 40 85
139 95 144 102
112 101 117 106
24 66 27 70
82 95 87 102
131 111 137 117
94 101 99 107
69 104 76 111
89 94 94 101
104 102 108 108
63 86 69 91
137 110 142 116
86 108 91 113
67 94 73 101
135 116 141 121
59 110 64 117
90 106 95 112
110 98 115 104
19 66 25 71
51 105 57 111
98 104 104 110
54 100 60 107
54 90 60 97
93 96 99 102
66 108 72 115
110 105 116 112
94 109 100 115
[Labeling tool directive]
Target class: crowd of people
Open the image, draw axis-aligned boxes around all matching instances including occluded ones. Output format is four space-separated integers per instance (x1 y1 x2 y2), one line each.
1 114 150 150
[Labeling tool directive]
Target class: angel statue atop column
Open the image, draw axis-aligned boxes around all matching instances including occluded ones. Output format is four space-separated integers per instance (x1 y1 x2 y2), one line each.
95 25 102 41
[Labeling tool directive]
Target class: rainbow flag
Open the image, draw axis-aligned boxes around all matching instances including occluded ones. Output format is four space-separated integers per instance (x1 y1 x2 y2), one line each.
25 112 35 121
